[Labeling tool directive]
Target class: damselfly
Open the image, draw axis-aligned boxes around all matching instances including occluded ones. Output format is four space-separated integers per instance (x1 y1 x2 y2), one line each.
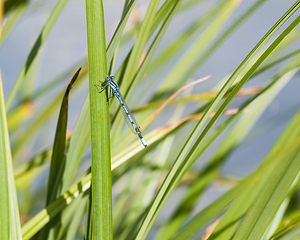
101 76 147 147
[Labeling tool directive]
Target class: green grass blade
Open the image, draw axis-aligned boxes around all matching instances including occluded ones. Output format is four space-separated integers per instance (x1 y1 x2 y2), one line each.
254 48 300 76
46 68 82 204
85 0 112 239
6 0 69 111
0 73 22 239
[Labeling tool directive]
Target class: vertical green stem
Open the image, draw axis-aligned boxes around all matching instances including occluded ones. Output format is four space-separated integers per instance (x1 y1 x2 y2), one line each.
85 0 112 239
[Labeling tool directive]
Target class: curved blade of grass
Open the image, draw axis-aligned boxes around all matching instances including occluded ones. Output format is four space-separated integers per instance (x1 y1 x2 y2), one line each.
134 3 300 239
110 0 180 98
154 62 299 240
47 68 82 204
126 0 183 99
254 48 300 76
106 0 135 70
137 46 299 115
85 0 112 239
181 12 300 240
133 87 260 113
0 73 22 239
6 0 69 111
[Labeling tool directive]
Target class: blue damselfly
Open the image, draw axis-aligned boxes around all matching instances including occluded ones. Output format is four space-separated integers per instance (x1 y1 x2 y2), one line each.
101 76 147 147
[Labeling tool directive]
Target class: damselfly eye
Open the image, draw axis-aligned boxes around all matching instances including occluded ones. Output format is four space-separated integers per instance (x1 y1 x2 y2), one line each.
105 76 110 81
111 76 115 80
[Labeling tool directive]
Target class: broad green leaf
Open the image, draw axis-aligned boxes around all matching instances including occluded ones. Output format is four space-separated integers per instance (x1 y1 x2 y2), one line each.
85 0 112 239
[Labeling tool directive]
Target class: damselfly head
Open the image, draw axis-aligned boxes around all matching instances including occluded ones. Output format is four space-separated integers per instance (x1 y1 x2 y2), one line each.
105 76 115 81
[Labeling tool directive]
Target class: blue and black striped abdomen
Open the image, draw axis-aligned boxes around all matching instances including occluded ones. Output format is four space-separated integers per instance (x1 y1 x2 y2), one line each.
105 76 147 147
